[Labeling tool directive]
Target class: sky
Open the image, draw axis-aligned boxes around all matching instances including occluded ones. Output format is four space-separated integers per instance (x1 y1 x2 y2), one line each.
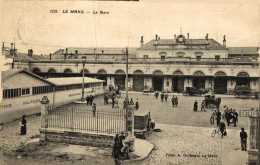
1 0 260 55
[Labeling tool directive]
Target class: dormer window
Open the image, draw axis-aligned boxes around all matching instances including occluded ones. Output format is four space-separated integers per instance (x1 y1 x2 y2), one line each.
194 52 203 56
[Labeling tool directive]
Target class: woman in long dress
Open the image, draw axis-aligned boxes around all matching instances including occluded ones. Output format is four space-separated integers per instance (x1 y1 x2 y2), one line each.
20 115 27 135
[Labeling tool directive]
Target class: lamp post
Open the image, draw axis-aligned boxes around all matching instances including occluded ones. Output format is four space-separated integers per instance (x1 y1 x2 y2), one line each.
125 47 129 132
81 56 86 102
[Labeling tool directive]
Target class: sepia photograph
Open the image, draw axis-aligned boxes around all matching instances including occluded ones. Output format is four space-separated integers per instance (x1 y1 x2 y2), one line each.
0 0 259 164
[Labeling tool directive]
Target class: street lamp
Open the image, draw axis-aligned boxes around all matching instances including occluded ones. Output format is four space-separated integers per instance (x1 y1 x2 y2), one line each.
81 56 86 102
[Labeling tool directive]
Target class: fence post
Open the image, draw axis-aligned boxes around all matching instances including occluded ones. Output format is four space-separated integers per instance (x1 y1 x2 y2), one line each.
70 108 73 131
39 96 50 142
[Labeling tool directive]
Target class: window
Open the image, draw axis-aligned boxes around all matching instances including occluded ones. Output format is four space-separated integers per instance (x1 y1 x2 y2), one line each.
22 88 30 95
33 86 53 94
3 88 21 99
161 56 166 61
215 55 220 61
143 55 148 59
166 81 169 87
196 56 201 61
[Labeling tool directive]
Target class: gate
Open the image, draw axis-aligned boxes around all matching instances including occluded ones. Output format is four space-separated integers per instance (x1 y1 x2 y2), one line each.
133 75 144 91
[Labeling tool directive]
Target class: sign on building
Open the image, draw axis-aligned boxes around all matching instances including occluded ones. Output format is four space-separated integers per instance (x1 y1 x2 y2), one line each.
240 109 259 117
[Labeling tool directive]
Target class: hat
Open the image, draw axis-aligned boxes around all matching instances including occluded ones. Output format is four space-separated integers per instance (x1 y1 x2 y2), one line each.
22 115 26 118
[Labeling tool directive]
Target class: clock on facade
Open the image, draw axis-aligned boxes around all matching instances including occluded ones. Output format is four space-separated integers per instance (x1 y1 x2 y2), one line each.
176 35 186 44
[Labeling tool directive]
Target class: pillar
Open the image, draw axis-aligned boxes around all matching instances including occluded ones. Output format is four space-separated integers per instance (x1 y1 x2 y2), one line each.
184 78 192 91
164 77 171 92
248 116 259 164
107 76 115 87
128 77 133 90
40 96 50 141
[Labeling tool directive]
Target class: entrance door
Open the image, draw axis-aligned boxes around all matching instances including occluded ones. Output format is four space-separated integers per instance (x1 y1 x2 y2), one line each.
193 77 205 90
97 75 107 86
153 77 163 91
133 76 144 91
173 77 184 92
214 78 227 94
115 76 125 90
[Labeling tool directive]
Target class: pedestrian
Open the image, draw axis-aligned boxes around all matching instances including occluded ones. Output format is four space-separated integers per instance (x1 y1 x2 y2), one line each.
135 98 139 110
219 120 226 138
201 100 206 111
112 134 121 165
210 110 216 124
112 96 115 108
193 100 198 111
160 93 165 102
92 103 96 117
175 97 178 107
104 94 107 105
130 98 134 105
232 109 238 127
240 128 247 151
171 96 175 107
216 110 221 126
155 91 159 99
86 95 90 106
0 123 3 131
20 115 27 135
90 95 94 106
164 93 168 102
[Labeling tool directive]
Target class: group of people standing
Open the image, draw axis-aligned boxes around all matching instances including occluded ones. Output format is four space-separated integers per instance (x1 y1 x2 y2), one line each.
154 91 179 108
112 132 134 163
123 98 139 110
86 95 95 106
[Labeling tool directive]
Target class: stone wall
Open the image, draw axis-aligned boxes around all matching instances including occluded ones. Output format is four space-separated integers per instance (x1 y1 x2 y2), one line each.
248 117 259 165
39 128 115 148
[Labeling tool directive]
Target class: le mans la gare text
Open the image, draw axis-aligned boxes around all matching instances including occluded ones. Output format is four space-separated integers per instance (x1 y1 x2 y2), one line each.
50 9 109 14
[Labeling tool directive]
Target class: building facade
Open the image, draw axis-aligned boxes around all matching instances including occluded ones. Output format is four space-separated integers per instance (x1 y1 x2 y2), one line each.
5 33 259 94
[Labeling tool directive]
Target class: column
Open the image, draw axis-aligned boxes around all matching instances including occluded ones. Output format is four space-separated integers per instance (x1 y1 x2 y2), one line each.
164 77 171 92
248 116 259 164
40 96 50 142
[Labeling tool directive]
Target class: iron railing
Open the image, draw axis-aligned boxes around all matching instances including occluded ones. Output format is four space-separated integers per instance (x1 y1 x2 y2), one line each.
47 107 126 135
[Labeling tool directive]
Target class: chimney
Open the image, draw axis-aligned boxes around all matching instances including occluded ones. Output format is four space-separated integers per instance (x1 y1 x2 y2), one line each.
2 42 4 52
174 34 176 39
155 34 158 41
31 49 33 56
140 36 144 47
61 49 64 54
102 50 104 54
28 49 30 56
65 48 68 55
49 53 52 60
158 37 160 40
205 33 209 40
187 33 189 39
75 50 78 55
10 43 13 55
223 35 226 47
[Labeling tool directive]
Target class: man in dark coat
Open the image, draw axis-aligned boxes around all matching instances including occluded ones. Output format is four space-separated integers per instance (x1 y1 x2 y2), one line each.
171 96 175 107
193 101 198 111
216 110 221 126
232 109 238 127
164 93 168 102
20 115 27 135
240 128 247 151
160 93 165 102
86 95 90 106
112 96 115 108
219 121 226 138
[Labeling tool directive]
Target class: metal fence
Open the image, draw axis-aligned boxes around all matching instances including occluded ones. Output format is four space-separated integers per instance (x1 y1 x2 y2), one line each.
47 107 126 135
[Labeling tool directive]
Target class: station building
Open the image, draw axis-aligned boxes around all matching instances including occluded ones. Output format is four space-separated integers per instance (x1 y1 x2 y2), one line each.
3 33 259 94
0 69 105 123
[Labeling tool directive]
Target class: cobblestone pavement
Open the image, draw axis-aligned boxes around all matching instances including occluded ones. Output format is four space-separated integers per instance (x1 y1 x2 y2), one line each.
0 93 256 164
0 114 40 154
130 123 248 165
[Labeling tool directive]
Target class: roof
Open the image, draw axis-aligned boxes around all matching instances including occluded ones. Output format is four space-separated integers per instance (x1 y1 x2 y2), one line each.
3 50 48 62
1 69 55 85
47 77 105 86
134 110 150 116
137 38 227 50
55 47 137 55
228 47 259 55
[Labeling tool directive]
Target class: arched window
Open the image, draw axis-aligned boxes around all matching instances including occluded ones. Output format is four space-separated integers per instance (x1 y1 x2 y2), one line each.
237 72 249 77
32 68 41 73
97 69 107 74
153 70 163 75
215 71 227 77
134 70 144 74
48 69 56 73
80 69 89 74
176 52 185 57
64 69 73 73
173 71 184 76
115 70 125 74
193 71 205 76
